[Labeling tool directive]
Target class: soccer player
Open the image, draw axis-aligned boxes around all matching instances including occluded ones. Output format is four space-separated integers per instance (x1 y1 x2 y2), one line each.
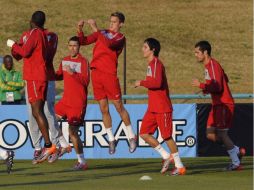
77 12 137 154
25 29 70 164
135 38 186 175
7 11 56 163
0 148 14 174
54 36 89 170
192 40 245 170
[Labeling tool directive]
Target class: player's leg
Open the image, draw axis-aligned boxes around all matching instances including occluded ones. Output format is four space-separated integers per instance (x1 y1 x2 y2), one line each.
27 81 56 163
0 148 14 174
68 125 87 170
213 104 244 170
25 83 43 164
112 99 137 153
140 111 172 173
106 73 136 153
98 98 116 154
45 81 70 163
157 112 185 175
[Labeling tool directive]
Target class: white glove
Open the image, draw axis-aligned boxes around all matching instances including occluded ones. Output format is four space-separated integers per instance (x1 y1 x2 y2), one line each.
7 39 15 48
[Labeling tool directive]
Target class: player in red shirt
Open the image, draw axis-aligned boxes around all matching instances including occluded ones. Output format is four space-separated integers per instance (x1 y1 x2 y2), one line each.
192 40 245 171
55 36 89 170
135 38 186 176
7 11 56 163
77 12 136 154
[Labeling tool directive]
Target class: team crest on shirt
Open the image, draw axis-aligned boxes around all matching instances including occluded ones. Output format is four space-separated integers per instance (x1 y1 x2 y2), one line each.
101 30 114 39
62 60 81 73
204 69 211 80
147 66 152 76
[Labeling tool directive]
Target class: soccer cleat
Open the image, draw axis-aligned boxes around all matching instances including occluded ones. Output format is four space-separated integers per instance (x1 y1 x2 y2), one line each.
32 149 42 165
171 167 186 176
238 147 246 161
58 145 72 158
73 162 88 171
225 163 243 171
5 151 14 174
36 144 57 163
129 137 137 153
47 149 60 163
108 140 116 155
160 154 174 174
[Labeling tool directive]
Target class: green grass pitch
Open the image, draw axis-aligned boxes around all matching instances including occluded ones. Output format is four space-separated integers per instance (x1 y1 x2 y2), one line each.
0 157 252 190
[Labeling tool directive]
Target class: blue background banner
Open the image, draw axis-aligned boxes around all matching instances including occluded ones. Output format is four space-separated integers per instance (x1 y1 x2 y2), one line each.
0 104 197 159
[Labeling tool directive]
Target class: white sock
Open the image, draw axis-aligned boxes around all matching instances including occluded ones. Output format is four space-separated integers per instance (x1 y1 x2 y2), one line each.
106 127 115 141
126 125 135 139
154 144 170 160
172 152 184 168
0 148 8 160
58 135 69 148
77 153 85 164
227 147 240 166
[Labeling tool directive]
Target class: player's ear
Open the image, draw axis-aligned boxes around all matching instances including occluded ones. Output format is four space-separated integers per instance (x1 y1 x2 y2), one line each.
204 50 208 56
119 22 124 28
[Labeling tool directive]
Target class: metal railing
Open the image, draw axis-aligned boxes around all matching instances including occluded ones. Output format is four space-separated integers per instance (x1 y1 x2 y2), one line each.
55 94 254 101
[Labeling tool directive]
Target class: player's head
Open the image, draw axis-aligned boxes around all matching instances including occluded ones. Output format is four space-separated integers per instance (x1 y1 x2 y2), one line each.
109 12 125 32
3 55 13 71
143 38 161 58
30 11 46 29
68 36 80 58
194 40 211 62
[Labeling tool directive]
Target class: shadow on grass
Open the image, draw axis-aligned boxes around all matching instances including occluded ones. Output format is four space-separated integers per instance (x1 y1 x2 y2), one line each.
0 178 83 187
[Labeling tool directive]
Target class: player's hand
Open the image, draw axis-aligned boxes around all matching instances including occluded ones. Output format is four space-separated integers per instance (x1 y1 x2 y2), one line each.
77 20 84 33
87 19 98 32
64 65 74 75
191 79 200 87
7 39 15 48
134 80 141 88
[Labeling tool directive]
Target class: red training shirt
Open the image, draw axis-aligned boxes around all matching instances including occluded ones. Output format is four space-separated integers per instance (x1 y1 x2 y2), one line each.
140 57 173 113
55 53 90 108
78 30 125 75
199 58 234 105
11 28 47 81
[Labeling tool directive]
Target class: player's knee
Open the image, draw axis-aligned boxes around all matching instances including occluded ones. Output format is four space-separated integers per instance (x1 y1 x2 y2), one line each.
206 133 217 142
100 106 109 115
140 133 148 141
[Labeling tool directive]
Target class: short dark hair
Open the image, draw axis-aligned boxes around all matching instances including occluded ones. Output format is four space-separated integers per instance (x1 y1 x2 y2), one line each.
111 12 125 23
144 38 161 57
31 11 46 28
3 55 13 63
195 40 212 56
68 36 80 45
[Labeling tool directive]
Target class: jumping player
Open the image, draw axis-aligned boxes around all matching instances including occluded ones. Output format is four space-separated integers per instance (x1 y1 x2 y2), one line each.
135 38 186 175
192 40 245 170
54 36 89 170
77 12 136 154
7 11 56 162
25 29 70 164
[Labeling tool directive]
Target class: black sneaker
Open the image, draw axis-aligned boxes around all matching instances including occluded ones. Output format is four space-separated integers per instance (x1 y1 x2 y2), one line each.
5 151 14 174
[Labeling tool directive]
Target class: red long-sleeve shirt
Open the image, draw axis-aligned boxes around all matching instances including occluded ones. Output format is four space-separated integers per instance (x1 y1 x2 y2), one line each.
44 30 58 81
78 30 125 75
11 28 47 81
55 54 90 108
140 57 173 113
199 58 234 105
